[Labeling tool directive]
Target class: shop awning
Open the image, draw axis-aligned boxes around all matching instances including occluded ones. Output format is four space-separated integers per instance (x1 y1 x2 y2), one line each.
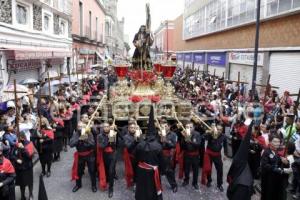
3 49 72 60
95 51 105 61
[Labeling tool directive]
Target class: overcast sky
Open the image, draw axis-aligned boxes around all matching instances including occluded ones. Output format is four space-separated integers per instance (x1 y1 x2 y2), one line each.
117 0 184 54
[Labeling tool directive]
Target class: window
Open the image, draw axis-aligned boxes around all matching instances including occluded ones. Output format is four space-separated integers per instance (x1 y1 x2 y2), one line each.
60 21 65 35
267 0 278 16
89 11 92 38
278 0 292 12
79 2 83 36
44 15 50 31
59 0 65 11
16 4 28 25
96 17 98 40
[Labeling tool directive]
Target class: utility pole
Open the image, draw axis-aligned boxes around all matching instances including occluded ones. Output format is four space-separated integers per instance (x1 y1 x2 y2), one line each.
251 0 261 100
166 20 169 61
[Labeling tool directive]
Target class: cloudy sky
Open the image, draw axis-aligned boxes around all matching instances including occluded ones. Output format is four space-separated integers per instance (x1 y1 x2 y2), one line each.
117 0 184 54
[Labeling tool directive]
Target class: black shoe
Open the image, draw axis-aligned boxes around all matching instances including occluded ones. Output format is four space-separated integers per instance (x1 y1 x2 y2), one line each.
182 181 188 187
114 174 118 180
64 147 68 152
172 186 178 193
290 189 296 194
72 185 81 192
92 186 97 193
21 196 26 200
193 184 199 190
46 171 51 177
40 172 45 176
206 181 212 188
218 185 224 192
108 189 113 198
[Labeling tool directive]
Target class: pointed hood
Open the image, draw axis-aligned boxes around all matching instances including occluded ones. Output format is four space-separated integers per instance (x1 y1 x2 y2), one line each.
38 174 48 200
146 105 157 138
227 120 254 197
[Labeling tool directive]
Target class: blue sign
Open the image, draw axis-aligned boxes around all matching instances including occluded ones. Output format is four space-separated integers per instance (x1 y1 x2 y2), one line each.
176 53 183 61
207 52 226 66
193 53 205 64
184 53 192 62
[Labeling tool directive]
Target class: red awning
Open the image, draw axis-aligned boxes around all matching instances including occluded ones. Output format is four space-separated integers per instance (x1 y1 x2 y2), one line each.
3 49 72 60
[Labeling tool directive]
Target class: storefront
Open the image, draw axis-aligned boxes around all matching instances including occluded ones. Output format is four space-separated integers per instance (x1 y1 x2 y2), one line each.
176 53 184 68
269 52 300 95
192 52 205 71
228 52 264 84
207 52 226 77
183 53 193 69
2 49 71 84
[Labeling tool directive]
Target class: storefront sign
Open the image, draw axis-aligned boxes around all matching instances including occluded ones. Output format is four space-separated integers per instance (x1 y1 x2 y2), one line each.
184 53 192 62
7 59 41 72
177 53 183 61
47 58 65 66
193 53 205 64
13 51 53 60
79 49 96 55
229 52 264 66
207 52 226 66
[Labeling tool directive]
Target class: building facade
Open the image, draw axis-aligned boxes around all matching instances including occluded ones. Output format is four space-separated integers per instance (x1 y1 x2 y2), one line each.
0 0 72 88
153 20 175 62
72 0 106 74
103 0 126 62
174 0 300 95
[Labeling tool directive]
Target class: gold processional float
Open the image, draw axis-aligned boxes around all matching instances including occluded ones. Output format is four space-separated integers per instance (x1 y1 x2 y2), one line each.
81 3 214 136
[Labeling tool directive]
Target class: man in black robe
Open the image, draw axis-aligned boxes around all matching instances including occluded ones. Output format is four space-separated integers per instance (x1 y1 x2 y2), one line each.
123 121 140 188
227 121 254 200
159 120 178 192
181 121 202 190
135 106 163 200
98 122 117 198
132 25 153 70
260 135 289 200
70 122 97 193
11 132 35 200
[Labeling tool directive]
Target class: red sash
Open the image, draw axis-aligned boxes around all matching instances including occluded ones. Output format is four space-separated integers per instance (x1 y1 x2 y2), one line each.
201 148 221 185
178 150 184 179
162 149 172 157
123 148 134 188
71 150 94 181
185 151 199 157
97 147 107 190
25 142 35 158
138 162 162 195
0 158 15 174
41 129 54 140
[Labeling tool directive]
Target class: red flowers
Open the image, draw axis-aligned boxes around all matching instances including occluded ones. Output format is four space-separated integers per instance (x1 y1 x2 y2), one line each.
128 95 161 103
128 70 157 84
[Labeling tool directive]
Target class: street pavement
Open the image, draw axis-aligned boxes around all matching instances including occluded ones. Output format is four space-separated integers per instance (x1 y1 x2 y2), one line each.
15 148 243 200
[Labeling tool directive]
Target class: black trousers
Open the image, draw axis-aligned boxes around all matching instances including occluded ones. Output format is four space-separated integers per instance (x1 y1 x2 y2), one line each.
103 152 117 190
163 155 177 188
39 151 53 173
184 155 199 185
207 155 223 187
76 155 96 188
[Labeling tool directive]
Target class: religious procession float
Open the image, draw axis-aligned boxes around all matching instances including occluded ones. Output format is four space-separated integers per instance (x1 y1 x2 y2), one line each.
93 4 193 127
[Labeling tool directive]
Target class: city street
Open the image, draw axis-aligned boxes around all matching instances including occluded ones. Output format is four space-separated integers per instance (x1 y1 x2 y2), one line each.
17 149 230 200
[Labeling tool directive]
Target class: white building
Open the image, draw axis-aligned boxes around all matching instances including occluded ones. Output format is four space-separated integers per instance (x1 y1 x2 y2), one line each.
0 0 72 89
